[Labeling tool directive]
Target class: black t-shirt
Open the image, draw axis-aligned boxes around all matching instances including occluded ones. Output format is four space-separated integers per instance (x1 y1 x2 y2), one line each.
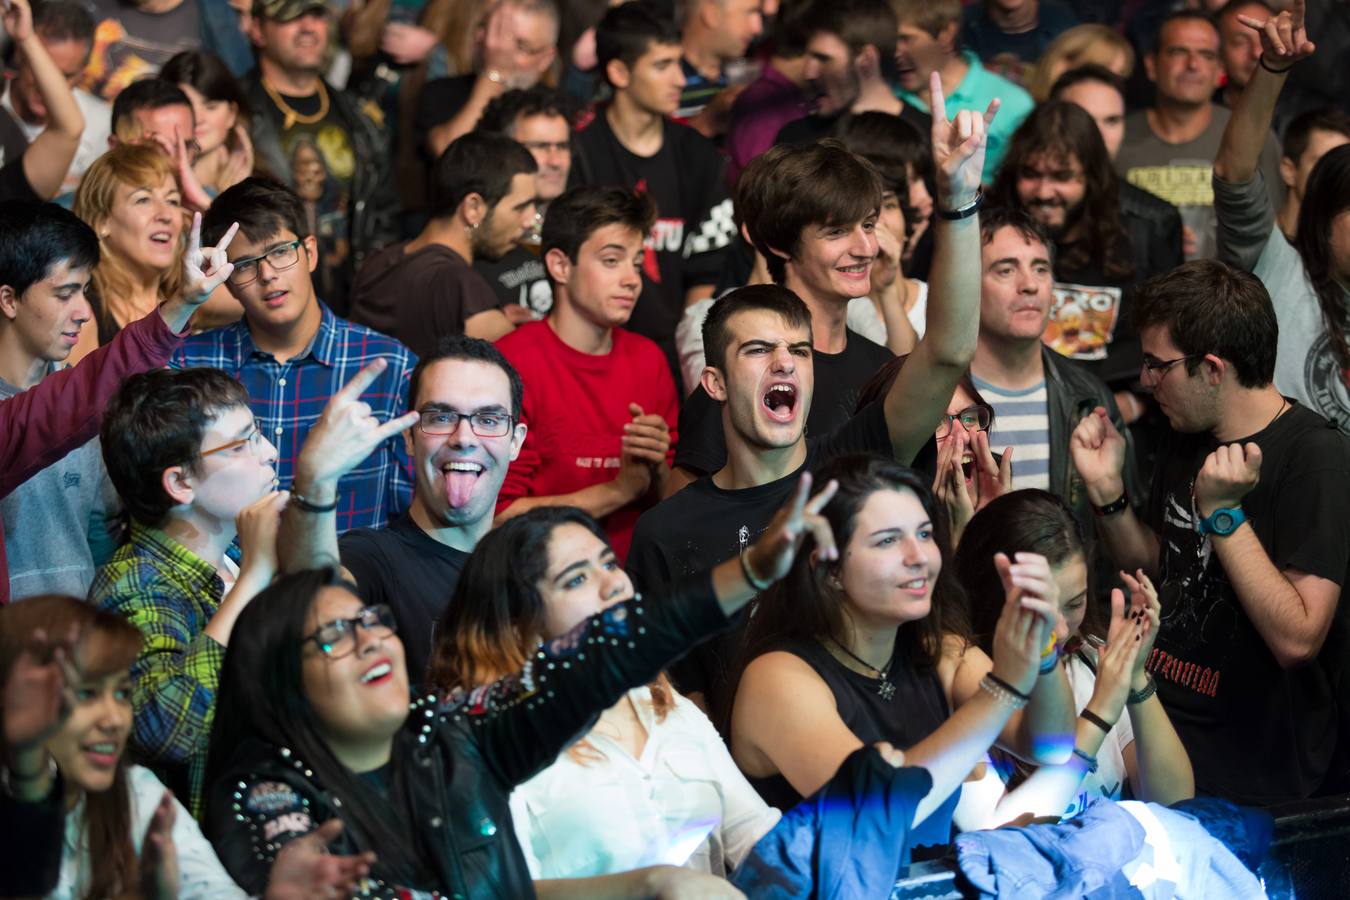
774 105 933 147
340 513 471 686
0 156 38 203
1143 402 1350 804
628 401 894 704
675 330 895 476
413 75 475 162
473 245 553 315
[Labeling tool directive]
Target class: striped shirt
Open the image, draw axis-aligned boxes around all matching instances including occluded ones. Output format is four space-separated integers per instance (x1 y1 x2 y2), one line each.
973 376 1051 491
171 303 416 533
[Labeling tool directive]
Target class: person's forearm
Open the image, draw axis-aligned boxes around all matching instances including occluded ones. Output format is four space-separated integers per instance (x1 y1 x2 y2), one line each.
1125 688 1195 804
899 690 1016 827
535 867 685 900
341 0 393 59
277 472 341 572
1085 480 1160 574
18 31 84 198
496 479 638 524
1214 64 1288 183
972 718 1104 830
1209 524 1322 667
202 569 270 645
3 745 55 802
873 284 919 356
1015 666 1076 765
922 213 981 369
427 75 501 157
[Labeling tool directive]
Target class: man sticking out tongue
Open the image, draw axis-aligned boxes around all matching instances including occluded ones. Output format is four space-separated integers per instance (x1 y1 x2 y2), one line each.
276 336 529 682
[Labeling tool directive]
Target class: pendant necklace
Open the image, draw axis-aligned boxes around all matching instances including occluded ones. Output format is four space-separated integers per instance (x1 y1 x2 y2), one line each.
829 638 897 700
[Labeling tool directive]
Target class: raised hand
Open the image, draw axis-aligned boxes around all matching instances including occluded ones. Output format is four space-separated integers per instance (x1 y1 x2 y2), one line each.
183 212 238 305
1193 441 1261 517
929 70 998 206
482 2 521 83
870 214 903 293
264 819 376 900
168 125 212 212
380 21 439 65
1121 568 1160 682
294 358 422 497
970 429 1012 514
933 426 976 542
1086 586 1146 728
2 0 34 43
139 789 180 900
1239 0 1315 66
1069 406 1127 505
743 473 839 586
3 625 80 755
236 490 289 585
220 123 256 189
989 551 1061 693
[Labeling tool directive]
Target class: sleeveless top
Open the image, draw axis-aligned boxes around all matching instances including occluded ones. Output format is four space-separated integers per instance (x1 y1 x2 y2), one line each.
745 637 960 852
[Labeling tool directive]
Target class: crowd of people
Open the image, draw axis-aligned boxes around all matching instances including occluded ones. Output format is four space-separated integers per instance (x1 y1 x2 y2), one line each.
1 0 1349 896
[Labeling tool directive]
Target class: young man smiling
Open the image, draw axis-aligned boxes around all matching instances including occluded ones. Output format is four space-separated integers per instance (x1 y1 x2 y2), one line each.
494 185 678 562
174 177 417 533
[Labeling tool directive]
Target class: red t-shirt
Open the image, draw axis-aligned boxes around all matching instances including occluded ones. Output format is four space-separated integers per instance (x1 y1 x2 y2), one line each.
495 321 679 562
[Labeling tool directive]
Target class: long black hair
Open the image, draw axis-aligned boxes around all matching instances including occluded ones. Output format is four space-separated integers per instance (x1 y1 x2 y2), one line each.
728 455 970 726
205 568 426 884
1293 143 1350 383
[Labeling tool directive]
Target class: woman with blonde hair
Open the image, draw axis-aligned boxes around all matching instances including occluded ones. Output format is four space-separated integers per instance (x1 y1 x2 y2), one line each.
70 144 237 362
1025 24 1135 101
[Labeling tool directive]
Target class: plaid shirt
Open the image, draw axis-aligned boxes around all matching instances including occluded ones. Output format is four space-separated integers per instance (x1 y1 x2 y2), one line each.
171 303 416 532
91 522 226 817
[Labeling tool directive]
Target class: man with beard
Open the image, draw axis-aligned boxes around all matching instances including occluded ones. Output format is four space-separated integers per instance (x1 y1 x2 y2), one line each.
774 0 929 147
276 337 524 682
989 100 1182 411
349 131 539 355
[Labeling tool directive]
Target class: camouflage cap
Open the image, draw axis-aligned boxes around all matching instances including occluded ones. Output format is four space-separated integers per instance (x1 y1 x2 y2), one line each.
252 0 328 22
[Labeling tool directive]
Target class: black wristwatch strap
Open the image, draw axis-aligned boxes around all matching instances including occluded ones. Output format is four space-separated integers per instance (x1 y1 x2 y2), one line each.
1092 491 1129 518
291 491 339 513
936 189 984 221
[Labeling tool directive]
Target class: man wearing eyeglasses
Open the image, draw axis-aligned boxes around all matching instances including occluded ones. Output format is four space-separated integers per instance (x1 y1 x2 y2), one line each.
173 176 417 534
1070 258 1350 805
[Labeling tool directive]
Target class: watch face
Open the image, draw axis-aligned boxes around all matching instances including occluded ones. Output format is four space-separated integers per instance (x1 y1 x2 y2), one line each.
1214 511 1235 533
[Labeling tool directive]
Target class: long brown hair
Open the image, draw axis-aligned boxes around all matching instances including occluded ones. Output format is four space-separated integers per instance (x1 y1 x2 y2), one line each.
0 596 144 900
72 143 187 337
427 507 673 762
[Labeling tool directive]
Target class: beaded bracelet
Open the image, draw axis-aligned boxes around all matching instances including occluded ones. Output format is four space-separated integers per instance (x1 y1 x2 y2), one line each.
980 673 1030 710
1072 747 1099 774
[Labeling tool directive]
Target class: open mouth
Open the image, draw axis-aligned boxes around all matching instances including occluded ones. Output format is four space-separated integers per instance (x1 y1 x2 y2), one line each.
360 660 393 685
149 230 175 246
898 577 929 596
961 452 975 484
762 383 798 422
442 460 485 508
82 741 121 767
837 262 869 281
262 289 288 307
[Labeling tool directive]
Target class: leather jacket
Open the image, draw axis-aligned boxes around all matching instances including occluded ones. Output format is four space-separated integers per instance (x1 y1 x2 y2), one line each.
204 572 728 899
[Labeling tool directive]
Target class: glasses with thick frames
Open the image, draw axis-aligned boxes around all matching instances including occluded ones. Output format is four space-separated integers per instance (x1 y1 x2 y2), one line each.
200 425 266 458
936 404 993 439
303 605 397 659
418 409 516 438
1141 354 1201 386
228 239 304 286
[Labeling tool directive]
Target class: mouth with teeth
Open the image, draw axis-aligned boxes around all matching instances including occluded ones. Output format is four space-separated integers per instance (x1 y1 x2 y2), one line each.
836 262 870 283
442 460 485 508
762 383 798 423
261 289 289 309
360 659 393 685
81 740 122 769
898 576 930 598
148 230 174 245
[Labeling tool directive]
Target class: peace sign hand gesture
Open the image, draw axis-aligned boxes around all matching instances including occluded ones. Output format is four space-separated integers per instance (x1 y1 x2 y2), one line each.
929 70 998 207
183 212 238 306
742 472 839 587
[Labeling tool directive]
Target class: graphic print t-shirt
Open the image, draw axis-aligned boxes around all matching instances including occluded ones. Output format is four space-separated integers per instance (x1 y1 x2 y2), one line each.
80 0 200 102
1143 403 1350 803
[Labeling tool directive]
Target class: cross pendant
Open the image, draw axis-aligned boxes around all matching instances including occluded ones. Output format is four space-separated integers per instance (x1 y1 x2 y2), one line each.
877 679 896 701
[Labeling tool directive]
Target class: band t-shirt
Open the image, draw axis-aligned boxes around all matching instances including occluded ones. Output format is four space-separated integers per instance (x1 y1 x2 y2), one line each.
340 513 471 687
475 246 553 316
80 0 201 102
1143 402 1350 803
674 330 894 476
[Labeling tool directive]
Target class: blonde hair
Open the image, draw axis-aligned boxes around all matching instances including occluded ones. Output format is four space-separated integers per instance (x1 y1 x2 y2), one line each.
72 144 186 338
1025 24 1136 101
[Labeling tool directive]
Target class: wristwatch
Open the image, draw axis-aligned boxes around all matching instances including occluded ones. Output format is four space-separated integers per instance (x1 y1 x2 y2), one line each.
1196 506 1246 537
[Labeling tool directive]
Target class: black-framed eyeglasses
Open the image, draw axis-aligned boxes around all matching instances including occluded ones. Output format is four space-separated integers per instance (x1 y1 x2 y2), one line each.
303 605 397 659
418 408 516 438
936 404 992 438
1141 354 1201 385
228 239 304 286
200 424 265 457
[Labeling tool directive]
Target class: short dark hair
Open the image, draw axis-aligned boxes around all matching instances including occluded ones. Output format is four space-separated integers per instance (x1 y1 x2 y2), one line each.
31 0 94 43
1130 259 1278 388
1048 62 1126 102
427 132 538 220
596 1 681 88
1282 107 1350 164
202 175 309 245
832 111 934 238
408 335 524 417
798 0 898 78
159 50 252 120
101 368 251 527
111 78 193 134
701 284 813 374
977 205 1054 265
476 85 574 137
0 201 99 297
1151 9 1217 54
541 185 654 265
736 139 882 283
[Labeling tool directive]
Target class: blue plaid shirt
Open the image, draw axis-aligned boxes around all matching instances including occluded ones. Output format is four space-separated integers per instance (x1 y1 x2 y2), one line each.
171 304 416 532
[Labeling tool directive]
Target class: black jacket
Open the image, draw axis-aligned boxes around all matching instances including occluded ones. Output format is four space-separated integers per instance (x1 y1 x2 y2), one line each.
205 572 729 899
0 773 64 896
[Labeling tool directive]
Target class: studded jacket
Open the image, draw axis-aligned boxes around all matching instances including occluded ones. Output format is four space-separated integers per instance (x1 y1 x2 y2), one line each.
204 571 729 899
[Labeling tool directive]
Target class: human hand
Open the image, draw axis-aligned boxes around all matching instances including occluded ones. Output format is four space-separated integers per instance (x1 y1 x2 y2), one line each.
264 819 377 900
622 403 671 467
1086 586 1146 727
743 472 839 586
870 215 902 294
1239 0 1316 66
381 22 439 65
929 70 997 207
1193 441 1261 517
236 490 289 584
933 426 976 542
970 428 1011 513
155 125 211 213
220 123 255 188
1069 407 1127 505
295 359 421 496
989 552 1061 694
1120 568 1159 684
182 212 238 307
481 2 519 80
3 625 80 756
138 790 180 900
644 866 747 899
2 0 34 43
502 303 537 325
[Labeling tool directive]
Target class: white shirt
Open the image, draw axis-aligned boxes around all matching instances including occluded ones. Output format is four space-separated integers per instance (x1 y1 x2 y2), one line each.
1063 647 1134 816
50 765 247 899
510 687 781 879
1 87 112 196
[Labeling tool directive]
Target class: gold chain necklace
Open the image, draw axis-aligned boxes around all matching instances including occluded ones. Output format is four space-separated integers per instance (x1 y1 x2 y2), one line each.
261 77 330 130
